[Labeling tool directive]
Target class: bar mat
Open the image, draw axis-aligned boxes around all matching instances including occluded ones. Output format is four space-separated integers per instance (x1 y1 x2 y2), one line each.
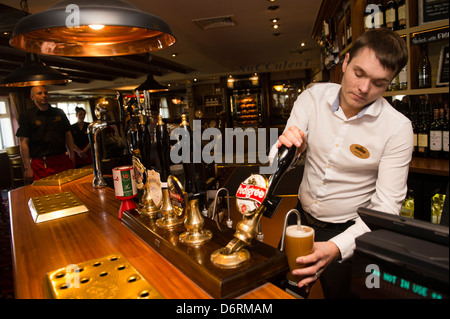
28 191 88 223
32 168 92 186
46 252 164 299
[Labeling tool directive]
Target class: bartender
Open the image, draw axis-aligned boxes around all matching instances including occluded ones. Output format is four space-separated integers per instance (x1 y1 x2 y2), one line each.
274 28 413 298
16 86 75 180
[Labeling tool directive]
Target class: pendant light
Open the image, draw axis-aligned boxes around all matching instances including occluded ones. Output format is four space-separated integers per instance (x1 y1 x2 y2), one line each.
135 74 169 92
9 0 176 57
0 53 71 87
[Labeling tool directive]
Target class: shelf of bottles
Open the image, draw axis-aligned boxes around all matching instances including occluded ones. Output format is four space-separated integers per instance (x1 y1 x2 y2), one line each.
318 0 449 95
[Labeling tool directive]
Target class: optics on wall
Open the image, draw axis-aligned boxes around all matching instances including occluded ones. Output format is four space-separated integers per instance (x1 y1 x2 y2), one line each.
10 0 176 57
0 53 71 87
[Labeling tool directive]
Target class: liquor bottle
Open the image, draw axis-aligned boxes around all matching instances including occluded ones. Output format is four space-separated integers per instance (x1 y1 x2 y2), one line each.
385 0 398 30
417 103 429 157
400 189 415 218
375 0 385 28
398 65 407 90
442 106 449 159
397 0 406 29
418 44 432 88
429 107 443 158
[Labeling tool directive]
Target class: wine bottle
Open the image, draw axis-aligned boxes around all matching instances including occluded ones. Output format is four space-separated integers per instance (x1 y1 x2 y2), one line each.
375 0 385 28
385 0 398 30
417 102 429 157
442 106 449 159
418 44 432 88
429 107 443 158
411 105 418 155
397 0 406 29
364 0 375 31
346 8 352 45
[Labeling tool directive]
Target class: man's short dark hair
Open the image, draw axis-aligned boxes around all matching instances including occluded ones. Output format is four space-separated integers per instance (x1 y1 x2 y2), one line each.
348 28 408 75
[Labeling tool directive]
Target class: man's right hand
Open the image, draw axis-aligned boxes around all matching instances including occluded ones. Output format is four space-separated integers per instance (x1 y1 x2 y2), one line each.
276 126 307 154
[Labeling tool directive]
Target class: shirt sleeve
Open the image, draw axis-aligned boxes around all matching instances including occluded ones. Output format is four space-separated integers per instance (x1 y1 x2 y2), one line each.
15 112 31 138
369 120 414 215
58 109 72 132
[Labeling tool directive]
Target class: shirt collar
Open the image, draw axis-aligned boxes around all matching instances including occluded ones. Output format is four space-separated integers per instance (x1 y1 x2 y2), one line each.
330 89 383 119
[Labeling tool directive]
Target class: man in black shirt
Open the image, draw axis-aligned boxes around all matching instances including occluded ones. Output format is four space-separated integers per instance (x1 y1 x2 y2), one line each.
16 86 75 180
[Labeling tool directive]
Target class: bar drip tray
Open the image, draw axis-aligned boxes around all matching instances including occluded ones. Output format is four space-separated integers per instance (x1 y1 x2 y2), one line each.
46 252 164 299
122 209 288 298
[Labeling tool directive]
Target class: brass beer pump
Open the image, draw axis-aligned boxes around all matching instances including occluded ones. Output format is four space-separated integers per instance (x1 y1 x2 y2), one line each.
211 145 298 268
177 114 212 245
129 90 161 217
156 115 183 228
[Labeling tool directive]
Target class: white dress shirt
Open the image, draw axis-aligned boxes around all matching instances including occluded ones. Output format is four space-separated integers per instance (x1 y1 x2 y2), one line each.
279 83 414 260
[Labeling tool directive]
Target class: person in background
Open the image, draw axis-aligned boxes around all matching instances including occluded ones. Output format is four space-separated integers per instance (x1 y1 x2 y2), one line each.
71 106 92 168
16 86 75 180
274 28 413 298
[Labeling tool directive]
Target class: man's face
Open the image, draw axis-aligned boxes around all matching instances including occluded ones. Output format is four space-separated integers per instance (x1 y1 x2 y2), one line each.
340 48 396 118
30 86 49 109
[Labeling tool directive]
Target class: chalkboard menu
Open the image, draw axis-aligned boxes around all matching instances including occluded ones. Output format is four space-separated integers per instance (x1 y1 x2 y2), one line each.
419 0 449 25
437 44 449 86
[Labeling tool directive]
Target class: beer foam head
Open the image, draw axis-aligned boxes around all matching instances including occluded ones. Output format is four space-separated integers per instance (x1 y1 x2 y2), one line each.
286 225 314 238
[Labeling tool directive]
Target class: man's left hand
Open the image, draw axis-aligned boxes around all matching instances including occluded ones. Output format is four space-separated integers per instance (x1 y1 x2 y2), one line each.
292 241 340 290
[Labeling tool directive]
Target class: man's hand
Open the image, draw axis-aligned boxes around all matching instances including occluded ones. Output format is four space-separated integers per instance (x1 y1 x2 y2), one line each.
24 167 34 181
292 241 340 290
276 126 307 154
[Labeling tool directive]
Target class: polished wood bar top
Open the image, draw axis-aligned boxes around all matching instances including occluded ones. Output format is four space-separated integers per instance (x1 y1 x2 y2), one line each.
8 174 293 299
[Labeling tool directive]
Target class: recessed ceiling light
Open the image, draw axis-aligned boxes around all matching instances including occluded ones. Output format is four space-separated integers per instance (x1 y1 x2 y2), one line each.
271 18 279 23
171 53 178 57
273 24 279 29
301 42 306 46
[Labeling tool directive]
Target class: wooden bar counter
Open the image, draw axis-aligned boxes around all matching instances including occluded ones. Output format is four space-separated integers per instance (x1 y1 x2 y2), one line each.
8 174 293 299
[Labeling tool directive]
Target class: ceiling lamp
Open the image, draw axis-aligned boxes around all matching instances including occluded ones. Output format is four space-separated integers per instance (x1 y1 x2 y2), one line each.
9 0 176 57
135 74 168 92
0 53 71 87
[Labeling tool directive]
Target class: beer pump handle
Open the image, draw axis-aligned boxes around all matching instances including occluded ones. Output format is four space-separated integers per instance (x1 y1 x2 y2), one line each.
156 116 171 183
179 115 198 197
262 145 298 219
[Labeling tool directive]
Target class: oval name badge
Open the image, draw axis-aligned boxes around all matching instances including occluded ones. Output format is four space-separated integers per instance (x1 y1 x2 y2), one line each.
350 144 370 159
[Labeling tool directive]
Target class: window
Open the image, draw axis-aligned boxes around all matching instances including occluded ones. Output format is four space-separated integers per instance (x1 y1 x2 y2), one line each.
160 97 170 119
0 98 15 150
50 101 93 124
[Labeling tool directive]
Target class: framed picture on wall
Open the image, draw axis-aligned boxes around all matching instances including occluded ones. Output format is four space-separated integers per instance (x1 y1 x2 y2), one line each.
419 0 449 25
436 44 449 86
